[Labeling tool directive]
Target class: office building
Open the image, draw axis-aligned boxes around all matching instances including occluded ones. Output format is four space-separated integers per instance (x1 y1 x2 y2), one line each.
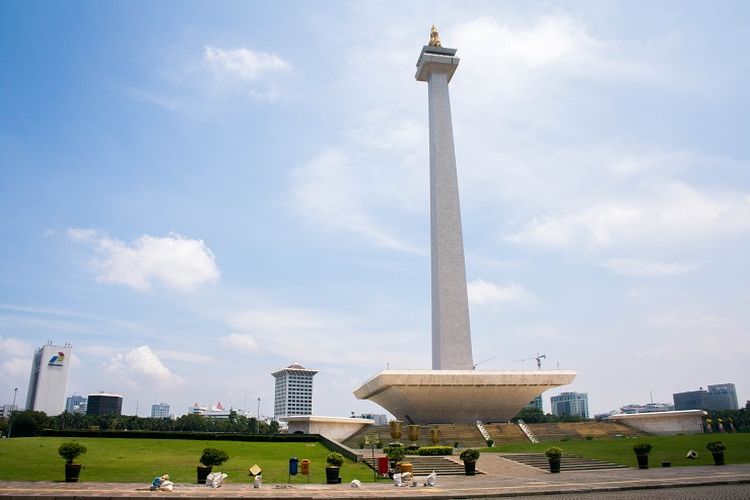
86 393 123 416
527 395 543 411
674 383 739 411
272 362 317 419
65 393 87 414
26 342 72 415
151 402 170 418
551 391 589 419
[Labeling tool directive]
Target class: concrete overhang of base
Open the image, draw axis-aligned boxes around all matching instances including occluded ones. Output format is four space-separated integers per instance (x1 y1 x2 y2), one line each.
608 409 707 435
280 415 374 441
353 369 576 424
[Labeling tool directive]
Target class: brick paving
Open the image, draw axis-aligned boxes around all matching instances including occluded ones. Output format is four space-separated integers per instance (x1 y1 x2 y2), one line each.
1 456 749 499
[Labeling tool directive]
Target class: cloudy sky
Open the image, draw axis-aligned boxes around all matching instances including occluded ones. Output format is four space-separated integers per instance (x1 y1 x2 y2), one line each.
1 1 748 418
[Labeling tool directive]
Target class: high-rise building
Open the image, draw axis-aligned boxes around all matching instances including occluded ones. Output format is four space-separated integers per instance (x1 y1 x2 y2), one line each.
674 383 739 411
271 362 317 419
151 402 170 418
65 393 87 414
707 383 739 410
26 342 72 415
86 393 123 416
0 404 18 419
551 391 589 419
527 395 543 411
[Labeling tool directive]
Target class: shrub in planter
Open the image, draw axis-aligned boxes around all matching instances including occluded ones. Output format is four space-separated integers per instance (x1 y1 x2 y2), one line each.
385 443 406 463
58 441 87 482
632 443 652 470
417 445 453 456
459 448 480 476
486 438 494 447
545 447 562 473
326 452 344 484
198 448 229 484
706 441 726 465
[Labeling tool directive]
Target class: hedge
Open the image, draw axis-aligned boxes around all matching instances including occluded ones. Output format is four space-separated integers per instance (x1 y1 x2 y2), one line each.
417 445 454 456
40 429 319 442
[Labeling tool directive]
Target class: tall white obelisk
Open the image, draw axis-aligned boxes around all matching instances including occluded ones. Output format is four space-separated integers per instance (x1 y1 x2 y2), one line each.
353 27 576 424
416 26 473 370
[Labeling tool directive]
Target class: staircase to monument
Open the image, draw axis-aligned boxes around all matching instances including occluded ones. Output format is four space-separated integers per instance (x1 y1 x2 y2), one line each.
526 422 648 442
342 421 648 450
500 452 629 471
342 423 489 449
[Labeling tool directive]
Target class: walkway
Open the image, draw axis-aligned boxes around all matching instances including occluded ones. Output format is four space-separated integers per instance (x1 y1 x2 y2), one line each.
1 455 749 499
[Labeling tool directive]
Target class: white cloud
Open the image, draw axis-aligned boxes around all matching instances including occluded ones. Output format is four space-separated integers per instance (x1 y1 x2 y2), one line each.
220 333 257 352
508 183 750 250
103 345 183 386
68 229 219 291
223 306 422 368
203 46 289 80
603 258 695 277
289 148 425 253
468 279 532 305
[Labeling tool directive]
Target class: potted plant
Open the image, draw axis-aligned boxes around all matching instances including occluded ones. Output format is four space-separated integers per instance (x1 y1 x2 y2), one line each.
706 441 726 465
633 443 652 469
486 438 495 448
325 451 344 484
197 447 229 484
545 447 562 473
385 443 406 469
58 441 87 482
459 448 480 476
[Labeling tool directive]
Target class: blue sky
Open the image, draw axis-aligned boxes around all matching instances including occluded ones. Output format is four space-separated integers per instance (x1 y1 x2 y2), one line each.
1 1 748 418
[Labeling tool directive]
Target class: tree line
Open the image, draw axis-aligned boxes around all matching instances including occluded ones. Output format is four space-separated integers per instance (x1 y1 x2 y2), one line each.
1 409 281 437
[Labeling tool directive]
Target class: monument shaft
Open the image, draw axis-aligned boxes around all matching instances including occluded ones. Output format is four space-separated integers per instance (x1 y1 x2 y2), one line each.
417 46 473 370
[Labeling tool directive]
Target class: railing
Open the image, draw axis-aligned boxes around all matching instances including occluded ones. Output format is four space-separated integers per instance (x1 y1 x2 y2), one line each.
476 420 492 442
517 419 539 443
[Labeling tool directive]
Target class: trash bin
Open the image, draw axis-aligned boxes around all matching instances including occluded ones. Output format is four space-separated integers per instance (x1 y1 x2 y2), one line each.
377 456 389 475
288 457 298 476
301 459 310 475
399 462 413 474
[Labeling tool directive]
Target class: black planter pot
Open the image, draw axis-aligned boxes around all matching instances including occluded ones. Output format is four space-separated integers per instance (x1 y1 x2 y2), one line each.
712 452 725 466
197 465 212 484
463 460 476 476
64 463 82 483
548 458 561 473
325 466 341 484
636 454 649 469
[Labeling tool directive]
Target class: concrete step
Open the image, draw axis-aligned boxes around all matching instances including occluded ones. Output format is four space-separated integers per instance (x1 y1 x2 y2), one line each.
500 453 629 471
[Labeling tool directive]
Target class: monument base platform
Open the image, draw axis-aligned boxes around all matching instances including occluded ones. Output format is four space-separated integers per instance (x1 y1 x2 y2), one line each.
353 369 576 424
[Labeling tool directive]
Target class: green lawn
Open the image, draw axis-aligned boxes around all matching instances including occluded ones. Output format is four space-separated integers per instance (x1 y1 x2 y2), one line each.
0 437 375 484
482 433 750 467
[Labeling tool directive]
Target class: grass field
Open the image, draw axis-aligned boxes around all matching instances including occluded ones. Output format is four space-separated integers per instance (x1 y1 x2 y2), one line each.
482 433 750 467
1 434 747 483
0 437 376 484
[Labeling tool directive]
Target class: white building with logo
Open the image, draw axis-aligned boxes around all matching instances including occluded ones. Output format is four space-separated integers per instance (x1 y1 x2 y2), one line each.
26 342 72 416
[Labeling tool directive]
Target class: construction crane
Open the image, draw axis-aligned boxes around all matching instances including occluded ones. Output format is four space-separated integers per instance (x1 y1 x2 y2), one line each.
473 356 497 369
516 353 546 370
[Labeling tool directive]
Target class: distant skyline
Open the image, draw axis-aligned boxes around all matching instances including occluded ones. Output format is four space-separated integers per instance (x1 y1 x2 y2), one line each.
1 1 748 418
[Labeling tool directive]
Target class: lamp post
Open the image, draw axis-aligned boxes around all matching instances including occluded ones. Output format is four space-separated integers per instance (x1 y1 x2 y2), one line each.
256 397 261 420
7 387 18 438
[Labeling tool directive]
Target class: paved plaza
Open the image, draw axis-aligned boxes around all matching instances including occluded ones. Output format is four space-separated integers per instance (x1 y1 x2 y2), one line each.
1 454 749 499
